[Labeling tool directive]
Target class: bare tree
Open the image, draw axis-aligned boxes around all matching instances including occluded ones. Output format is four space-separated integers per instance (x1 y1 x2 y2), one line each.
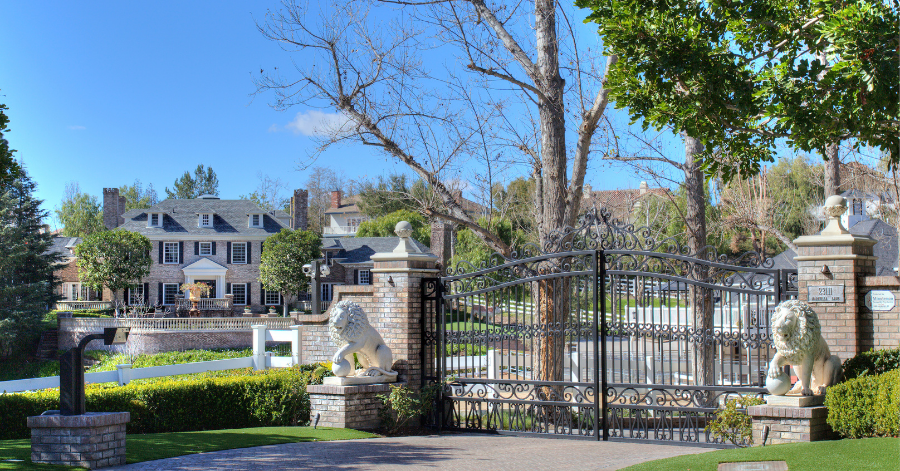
304 166 353 234
242 173 291 212
719 167 801 253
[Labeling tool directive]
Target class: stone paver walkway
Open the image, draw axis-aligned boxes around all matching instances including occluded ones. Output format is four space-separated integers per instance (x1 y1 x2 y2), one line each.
106 433 712 470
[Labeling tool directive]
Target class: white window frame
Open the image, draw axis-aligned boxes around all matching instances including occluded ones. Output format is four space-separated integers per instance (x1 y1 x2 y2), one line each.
249 214 262 228
230 283 247 305
232 242 248 264
162 283 179 305
128 285 145 305
66 282 99 301
357 269 371 285
321 283 342 302
264 289 281 306
199 213 212 228
148 213 162 227
163 242 180 264
199 242 213 256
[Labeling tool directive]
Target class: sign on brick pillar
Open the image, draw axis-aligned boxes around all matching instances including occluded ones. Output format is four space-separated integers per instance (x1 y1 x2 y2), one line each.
793 195 877 362
370 221 439 390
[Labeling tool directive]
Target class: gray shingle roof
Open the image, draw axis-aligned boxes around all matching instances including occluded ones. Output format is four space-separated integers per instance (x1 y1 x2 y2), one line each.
849 218 898 276
48 236 80 257
322 237 431 264
118 198 289 237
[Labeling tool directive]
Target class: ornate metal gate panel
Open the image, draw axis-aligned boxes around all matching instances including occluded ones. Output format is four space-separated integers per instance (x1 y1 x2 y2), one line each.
422 208 798 447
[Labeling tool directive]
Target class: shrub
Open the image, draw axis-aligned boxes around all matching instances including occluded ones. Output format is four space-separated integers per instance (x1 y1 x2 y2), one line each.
842 347 900 380
706 395 765 447
0 367 313 439
827 369 900 438
378 383 440 434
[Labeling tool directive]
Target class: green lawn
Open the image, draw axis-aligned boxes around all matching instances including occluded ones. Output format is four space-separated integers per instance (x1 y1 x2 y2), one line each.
0 426 377 470
621 437 899 471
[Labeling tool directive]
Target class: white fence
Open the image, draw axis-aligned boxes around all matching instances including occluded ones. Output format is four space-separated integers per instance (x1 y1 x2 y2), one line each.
0 325 301 394
55 301 112 311
59 317 295 332
176 298 234 310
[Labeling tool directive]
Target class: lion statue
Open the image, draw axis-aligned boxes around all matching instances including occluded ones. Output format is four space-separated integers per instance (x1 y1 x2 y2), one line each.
329 300 398 378
767 300 842 396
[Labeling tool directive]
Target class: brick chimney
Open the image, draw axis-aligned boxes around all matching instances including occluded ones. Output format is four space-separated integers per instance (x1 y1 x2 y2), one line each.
330 190 342 209
431 218 453 268
291 189 309 230
103 188 123 229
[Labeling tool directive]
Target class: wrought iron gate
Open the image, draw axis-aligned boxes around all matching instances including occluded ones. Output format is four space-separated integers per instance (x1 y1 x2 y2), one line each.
422 209 797 447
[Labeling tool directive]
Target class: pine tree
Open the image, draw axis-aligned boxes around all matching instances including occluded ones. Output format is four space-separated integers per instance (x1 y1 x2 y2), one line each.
165 164 219 199
0 171 62 357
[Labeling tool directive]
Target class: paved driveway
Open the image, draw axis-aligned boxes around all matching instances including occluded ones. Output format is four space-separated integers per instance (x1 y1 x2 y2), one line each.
106 433 712 470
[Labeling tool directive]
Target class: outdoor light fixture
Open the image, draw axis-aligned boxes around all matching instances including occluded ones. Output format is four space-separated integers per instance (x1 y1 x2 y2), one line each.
59 327 130 416
302 260 330 315
821 265 832 277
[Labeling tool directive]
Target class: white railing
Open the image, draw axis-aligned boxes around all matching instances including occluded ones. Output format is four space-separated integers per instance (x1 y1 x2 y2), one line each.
59 317 295 332
295 300 331 313
55 301 112 311
1 326 301 394
176 298 234 310
322 226 359 235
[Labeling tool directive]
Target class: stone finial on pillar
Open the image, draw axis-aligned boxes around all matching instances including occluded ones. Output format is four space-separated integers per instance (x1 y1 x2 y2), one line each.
393 220 418 254
821 195 850 236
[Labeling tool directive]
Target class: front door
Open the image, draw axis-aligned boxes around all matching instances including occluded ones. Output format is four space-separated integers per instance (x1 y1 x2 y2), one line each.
196 280 216 298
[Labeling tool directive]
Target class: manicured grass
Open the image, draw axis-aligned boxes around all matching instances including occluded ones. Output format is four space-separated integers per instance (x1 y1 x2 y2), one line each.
0 426 377 470
621 437 899 471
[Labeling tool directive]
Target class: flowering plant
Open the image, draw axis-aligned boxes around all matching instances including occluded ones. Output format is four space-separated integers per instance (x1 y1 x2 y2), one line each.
180 282 211 295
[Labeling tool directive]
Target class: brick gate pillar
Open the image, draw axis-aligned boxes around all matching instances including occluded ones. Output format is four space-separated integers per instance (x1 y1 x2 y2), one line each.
793 195 877 362
369 221 440 389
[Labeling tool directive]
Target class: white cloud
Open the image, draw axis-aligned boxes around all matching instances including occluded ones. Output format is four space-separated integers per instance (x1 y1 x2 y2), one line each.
283 110 351 136
68 125 87 131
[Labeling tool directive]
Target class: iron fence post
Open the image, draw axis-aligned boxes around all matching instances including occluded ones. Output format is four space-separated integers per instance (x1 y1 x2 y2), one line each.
598 250 608 441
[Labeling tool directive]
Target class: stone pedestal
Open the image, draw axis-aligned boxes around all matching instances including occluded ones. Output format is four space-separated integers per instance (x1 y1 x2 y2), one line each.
308 383 394 430
747 405 834 446
27 412 130 469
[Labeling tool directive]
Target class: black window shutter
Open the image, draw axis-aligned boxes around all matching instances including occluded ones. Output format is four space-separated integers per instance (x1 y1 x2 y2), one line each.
247 242 252 264
158 242 163 263
246 283 252 305
158 283 163 305
179 242 184 263
227 242 231 264
194 242 199 255
260 284 265 305
354 269 359 284
226 283 231 295
144 283 149 302
212 242 217 255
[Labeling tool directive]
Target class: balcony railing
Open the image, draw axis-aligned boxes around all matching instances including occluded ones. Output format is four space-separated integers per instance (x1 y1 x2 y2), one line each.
58 317 295 332
55 301 112 311
176 298 234 311
322 226 360 235
295 300 331 312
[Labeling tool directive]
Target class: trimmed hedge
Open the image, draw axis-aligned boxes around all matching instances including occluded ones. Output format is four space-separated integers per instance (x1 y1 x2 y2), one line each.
0 367 312 440
826 369 899 438
842 347 900 380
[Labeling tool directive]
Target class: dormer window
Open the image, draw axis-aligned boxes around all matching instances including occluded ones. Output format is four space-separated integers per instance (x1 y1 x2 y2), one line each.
148 213 162 228
249 214 263 228
199 213 213 228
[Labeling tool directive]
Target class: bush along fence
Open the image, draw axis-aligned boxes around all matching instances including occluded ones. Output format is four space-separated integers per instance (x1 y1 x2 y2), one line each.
1 366 316 440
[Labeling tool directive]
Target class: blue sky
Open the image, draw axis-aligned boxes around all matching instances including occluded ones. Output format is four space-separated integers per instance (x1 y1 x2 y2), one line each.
2 2 656 225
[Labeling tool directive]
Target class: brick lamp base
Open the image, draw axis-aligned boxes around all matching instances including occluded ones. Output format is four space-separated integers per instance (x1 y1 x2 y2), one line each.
308 383 394 430
27 411 129 469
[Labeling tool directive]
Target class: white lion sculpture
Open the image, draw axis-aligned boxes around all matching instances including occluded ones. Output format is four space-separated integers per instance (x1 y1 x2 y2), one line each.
329 300 398 378
767 300 842 396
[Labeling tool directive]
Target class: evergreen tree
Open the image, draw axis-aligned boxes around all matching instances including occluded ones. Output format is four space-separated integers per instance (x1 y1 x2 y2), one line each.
165 164 219 199
356 209 430 246
0 99 22 189
0 171 62 357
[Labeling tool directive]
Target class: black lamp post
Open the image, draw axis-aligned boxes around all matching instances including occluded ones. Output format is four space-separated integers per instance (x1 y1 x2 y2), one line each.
59 327 130 416
302 260 331 315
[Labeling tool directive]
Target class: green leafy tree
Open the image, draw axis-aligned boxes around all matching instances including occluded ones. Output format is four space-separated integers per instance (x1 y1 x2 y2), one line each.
259 229 322 316
119 179 159 211
0 99 22 189
357 174 420 218
578 0 899 180
0 172 61 357
75 230 152 316
356 210 430 247
56 182 104 237
165 164 219 199
450 217 522 272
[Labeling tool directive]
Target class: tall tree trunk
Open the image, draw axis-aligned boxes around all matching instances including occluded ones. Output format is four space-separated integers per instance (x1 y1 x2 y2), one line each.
823 143 841 197
682 134 714 392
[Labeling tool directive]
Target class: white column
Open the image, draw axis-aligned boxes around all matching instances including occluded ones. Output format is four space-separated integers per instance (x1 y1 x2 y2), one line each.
252 324 267 370
290 325 302 366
